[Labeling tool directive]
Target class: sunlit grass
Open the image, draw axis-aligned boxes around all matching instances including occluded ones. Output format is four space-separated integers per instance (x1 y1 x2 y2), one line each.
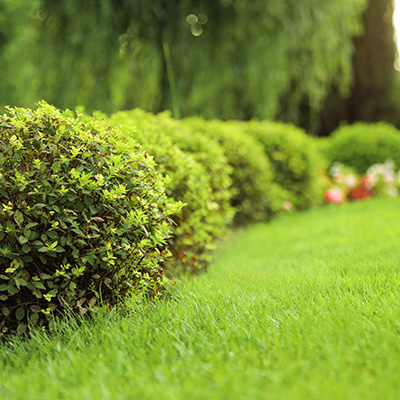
1 198 400 399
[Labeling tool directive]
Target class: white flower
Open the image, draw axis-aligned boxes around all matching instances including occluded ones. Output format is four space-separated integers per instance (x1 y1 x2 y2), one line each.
344 173 357 187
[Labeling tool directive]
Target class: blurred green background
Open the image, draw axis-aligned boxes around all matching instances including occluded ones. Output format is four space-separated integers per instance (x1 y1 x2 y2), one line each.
0 0 399 135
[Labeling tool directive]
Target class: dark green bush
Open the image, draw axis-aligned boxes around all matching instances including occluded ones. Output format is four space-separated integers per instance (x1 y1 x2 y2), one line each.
0 102 180 336
244 121 324 210
326 122 400 173
106 109 234 274
182 117 288 224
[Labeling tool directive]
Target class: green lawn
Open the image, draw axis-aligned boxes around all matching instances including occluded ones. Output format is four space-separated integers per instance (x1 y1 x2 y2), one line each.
1 198 400 399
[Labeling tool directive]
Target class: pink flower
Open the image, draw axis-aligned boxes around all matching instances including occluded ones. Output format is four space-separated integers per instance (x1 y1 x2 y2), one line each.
283 201 293 211
324 188 345 204
361 175 375 189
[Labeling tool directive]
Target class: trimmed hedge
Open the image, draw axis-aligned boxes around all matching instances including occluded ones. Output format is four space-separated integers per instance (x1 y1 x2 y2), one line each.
0 102 179 336
106 109 234 274
243 120 324 210
182 117 287 224
0 101 332 337
326 122 400 174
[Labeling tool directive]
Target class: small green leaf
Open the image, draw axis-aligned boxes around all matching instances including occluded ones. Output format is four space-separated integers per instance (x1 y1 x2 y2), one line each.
15 278 27 289
34 282 46 290
17 323 27 335
14 210 24 226
59 220 68 229
47 230 58 239
22 255 33 263
15 307 25 321
6 258 21 274
29 313 39 325
39 256 48 265
48 241 58 250
22 244 31 254
18 235 28 244
7 285 19 295
30 305 41 313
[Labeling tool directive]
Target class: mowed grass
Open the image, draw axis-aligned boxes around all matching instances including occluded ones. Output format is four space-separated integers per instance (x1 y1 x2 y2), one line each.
1 198 400 400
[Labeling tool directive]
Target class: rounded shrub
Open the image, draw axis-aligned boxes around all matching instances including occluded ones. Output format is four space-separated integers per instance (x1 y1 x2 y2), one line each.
183 117 287 224
326 122 400 174
152 112 234 229
0 102 180 336
244 120 324 210
106 110 217 274
106 109 234 274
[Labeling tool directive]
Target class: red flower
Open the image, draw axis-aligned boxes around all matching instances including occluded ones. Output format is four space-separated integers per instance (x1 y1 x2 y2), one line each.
347 182 373 200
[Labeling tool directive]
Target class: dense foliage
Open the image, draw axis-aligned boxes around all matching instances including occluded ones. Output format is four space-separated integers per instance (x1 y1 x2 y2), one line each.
0 102 180 336
326 122 400 173
106 109 230 274
138 110 235 230
3 98 400 338
244 121 324 210
0 0 368 131
182 117 286 224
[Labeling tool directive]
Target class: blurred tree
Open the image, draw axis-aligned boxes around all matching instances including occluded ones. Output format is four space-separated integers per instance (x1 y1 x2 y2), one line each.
0 0 40 107
159 0 368 122
318 0 399 135
1 0 369 130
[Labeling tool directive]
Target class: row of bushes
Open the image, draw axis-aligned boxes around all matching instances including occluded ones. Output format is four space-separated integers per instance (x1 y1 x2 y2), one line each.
0 102 325 335
99 109 327 273
2 101 399 336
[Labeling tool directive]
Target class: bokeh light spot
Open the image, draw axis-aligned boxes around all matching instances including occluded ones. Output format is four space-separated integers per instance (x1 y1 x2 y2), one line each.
198 14 208 25
186 14 198 26
190 24 203 36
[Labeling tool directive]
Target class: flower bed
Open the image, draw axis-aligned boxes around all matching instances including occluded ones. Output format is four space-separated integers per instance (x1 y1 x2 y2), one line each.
324 160 400 204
